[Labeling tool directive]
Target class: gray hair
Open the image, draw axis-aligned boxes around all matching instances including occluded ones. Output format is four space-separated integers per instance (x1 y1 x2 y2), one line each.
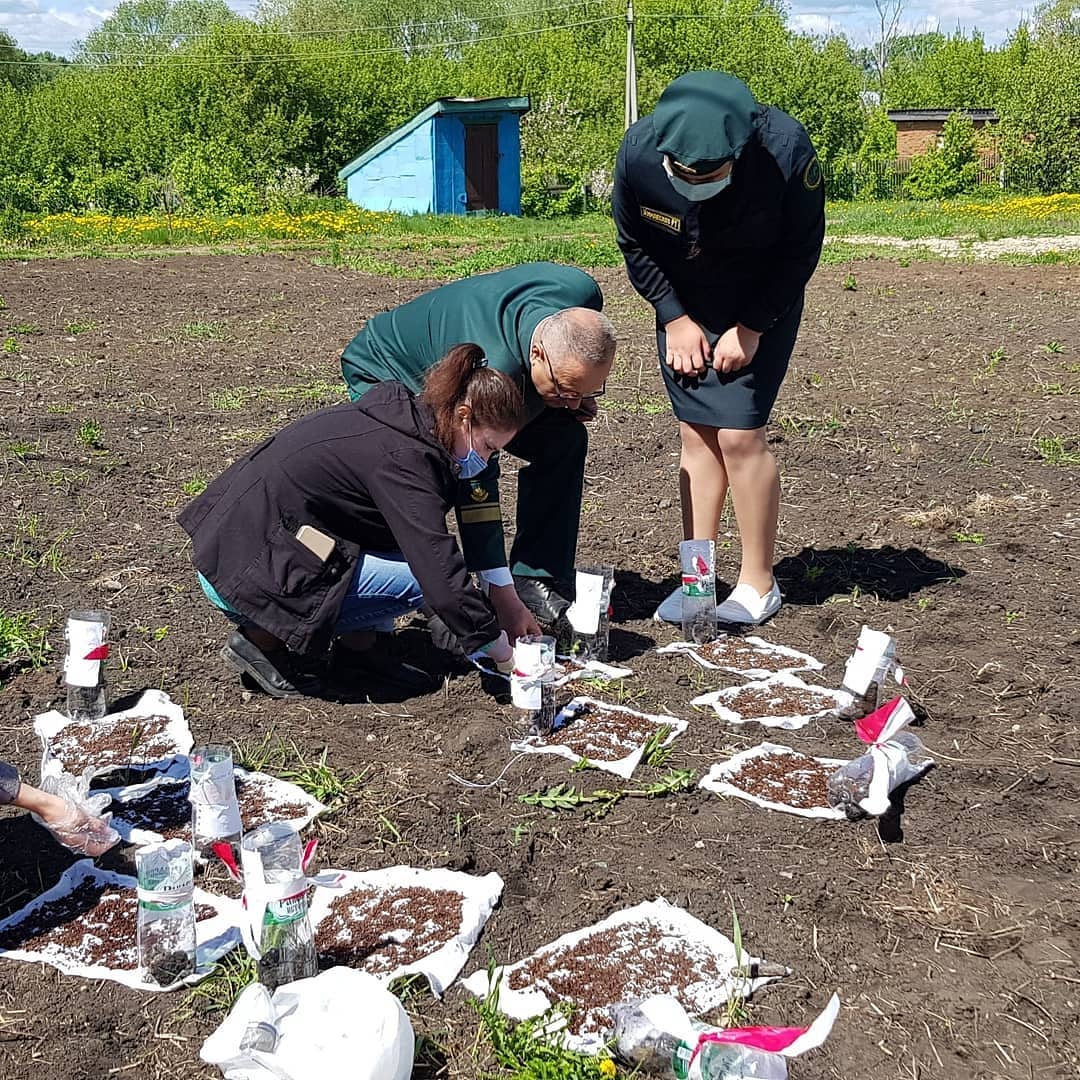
538 308 617 370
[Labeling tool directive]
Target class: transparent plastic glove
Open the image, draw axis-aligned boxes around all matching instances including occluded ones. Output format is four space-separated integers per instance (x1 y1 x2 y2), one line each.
474 631 514 674
31 774 120 856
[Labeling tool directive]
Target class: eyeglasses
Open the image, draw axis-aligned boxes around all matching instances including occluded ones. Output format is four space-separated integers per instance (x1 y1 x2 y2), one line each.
541 347 606 402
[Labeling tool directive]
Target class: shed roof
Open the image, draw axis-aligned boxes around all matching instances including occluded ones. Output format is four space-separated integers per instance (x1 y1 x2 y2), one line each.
338 96 531 181
886 108 998 123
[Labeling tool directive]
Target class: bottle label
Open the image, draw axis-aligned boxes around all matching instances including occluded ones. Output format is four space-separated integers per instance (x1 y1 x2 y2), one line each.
65 617 109 688
264 891 307 926
671 1041 695 1080
682 574 715 599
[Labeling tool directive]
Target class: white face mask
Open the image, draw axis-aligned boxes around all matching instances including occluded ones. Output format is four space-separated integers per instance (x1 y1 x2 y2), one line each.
663 155 733 201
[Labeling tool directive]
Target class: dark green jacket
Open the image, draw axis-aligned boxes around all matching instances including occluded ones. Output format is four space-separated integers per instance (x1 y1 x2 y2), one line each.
341 263 603 571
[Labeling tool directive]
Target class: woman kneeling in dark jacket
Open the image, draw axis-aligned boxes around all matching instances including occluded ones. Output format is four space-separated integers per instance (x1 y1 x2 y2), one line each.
178 344 522 698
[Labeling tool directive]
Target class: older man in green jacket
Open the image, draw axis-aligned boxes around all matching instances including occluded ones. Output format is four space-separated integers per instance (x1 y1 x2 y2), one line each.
341 261 616 641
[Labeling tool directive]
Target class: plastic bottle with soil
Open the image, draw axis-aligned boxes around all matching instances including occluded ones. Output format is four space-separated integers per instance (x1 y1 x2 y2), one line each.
241 822 317 991
567 565 614 663
826 732 930 819
611 1002 786 1079
64 609 111 722
136 839 197 986
679 540 717 644
189 744 242 859
510 635 557 736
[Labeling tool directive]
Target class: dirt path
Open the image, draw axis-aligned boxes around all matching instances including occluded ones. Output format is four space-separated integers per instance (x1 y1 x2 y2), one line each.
827 232 1080 257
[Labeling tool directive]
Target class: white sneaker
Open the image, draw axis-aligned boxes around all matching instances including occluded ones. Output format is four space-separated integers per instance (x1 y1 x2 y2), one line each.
715 581 782 625
652 585 683 624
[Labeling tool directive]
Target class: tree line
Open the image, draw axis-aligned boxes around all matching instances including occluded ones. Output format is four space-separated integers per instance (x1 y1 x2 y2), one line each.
0 0 1078 215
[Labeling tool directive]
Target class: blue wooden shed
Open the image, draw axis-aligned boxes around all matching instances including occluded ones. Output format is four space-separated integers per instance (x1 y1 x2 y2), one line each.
337 96 531 215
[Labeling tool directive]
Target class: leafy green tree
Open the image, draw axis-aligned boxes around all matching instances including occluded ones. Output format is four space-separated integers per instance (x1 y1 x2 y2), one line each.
903 110 980 198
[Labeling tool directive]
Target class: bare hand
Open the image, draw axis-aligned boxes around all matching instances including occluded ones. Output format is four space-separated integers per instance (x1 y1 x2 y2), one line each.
664 316 711 377
712 324 761 374
489 582 542 640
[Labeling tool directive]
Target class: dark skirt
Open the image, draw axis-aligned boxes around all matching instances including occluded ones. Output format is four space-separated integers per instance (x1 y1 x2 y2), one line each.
656 297 804 429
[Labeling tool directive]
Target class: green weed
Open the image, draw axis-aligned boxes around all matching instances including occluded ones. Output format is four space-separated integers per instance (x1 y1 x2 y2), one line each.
232 732 366 810
208 387 249 411
7 440 35 460
181 321 229 341
1034 435 1080 466
519 769 694 820
471 963 618 1080
64 319 98 335
76 419 102 448
182 476 207 496
183 950 258 1017
841 273 857 291
2 337 17 353
1043 340 1064 354
0 611 50 673
641 725 673 769
951 530 985 544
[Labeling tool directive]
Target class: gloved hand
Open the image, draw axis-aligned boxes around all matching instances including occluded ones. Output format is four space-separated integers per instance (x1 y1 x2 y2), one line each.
30 773 120 857
479 631 514 674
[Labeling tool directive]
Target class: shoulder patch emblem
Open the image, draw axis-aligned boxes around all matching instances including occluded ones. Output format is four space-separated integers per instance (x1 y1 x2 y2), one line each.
803 158 822 191
640 206 682 234
470 486 489 503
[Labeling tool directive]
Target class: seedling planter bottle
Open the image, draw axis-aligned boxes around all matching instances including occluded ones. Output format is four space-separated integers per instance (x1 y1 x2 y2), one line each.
679 541 717 644
241 822 317 990
64 609 111 721
189 744 242 857
136 839 197 986
567 565 614 662
511 635 557 734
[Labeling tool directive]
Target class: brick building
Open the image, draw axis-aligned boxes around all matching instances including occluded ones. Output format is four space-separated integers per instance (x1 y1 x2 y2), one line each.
886 108 999 158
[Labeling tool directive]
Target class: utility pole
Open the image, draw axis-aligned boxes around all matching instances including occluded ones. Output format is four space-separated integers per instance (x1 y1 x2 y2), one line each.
624 0 638 129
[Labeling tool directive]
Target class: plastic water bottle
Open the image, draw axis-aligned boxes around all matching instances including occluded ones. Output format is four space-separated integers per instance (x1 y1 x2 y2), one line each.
567 565 614 663
827 732 929 819
189 744 242 858
679 540 717 644
241 822 317 990
611 1001 786 1078
136 839 197 986
64 609 110 721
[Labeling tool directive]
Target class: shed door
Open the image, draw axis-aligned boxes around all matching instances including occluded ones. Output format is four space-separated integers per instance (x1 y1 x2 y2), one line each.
465 123 499 211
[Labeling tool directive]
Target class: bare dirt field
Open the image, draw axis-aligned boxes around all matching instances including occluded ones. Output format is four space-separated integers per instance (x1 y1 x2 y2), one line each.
0 253 1077 1080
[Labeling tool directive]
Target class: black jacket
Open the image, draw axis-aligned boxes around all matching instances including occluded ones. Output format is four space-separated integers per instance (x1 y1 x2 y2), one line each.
613 106 825 334
178 382 501 655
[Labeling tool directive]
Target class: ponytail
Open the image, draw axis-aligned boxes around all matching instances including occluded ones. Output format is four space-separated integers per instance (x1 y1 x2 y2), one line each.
422 343 524 448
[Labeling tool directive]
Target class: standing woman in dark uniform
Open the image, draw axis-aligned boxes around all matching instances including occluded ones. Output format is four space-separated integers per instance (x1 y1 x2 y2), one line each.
613 71 825 625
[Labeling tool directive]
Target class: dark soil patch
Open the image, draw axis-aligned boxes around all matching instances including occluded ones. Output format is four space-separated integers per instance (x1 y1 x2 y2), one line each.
542 701 665 762
725 750 835 810
506 917 730 1039
315 885 466 974
697 636 810 673
718 681 838 719
111 782 191 841
0 254 1077 1080
48 713 180 777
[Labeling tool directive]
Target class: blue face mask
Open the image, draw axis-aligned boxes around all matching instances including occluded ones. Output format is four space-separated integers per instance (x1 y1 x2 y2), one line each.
453 424 488 478
663 155 733 201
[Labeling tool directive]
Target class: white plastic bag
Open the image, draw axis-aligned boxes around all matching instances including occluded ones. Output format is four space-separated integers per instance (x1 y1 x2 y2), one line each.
200 967 414 1080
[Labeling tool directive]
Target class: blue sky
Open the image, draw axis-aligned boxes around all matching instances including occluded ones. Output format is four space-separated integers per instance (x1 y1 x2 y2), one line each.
2 0 1026 58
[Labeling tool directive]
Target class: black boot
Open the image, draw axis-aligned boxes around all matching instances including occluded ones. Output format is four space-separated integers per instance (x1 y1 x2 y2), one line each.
220 631 325 699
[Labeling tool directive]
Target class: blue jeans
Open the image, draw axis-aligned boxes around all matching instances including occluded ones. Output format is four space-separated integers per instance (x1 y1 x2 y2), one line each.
198 551 424 636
